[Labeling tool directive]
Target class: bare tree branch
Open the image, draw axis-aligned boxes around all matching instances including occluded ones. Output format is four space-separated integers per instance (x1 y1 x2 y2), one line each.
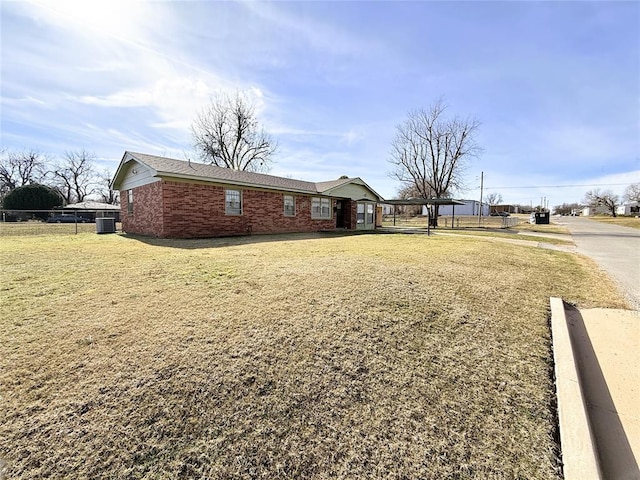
50 149 99 204
583 188 620 217
485 192 503 205
191 93 277 172
624 182 640 203
99 170 119 204
388 99 481 224
0 149 47 197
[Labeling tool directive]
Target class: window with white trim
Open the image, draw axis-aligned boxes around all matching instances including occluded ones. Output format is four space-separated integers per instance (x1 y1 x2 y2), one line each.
127 189 134 214
366 203 374 224
284 195 295 216
311 197 331 219
225 189 242 215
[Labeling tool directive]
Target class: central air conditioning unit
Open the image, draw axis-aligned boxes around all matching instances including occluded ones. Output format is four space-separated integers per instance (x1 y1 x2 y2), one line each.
96 217 116 234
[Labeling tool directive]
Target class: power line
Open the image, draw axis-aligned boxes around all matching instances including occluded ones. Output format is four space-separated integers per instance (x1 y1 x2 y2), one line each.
483 183 631 190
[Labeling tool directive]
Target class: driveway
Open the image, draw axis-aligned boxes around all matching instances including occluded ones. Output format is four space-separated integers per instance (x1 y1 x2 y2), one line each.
558 216 640 309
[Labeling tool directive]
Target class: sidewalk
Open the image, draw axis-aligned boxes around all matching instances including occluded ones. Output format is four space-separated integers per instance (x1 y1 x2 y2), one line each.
552 299 639 480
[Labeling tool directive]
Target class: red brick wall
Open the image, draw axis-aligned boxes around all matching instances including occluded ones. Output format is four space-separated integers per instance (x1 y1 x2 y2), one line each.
120 181 164 237
122 180 339 238
343 199 357 230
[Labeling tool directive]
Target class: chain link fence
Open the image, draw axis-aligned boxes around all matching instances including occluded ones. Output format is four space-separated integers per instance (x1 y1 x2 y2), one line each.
381 214 522 229
0 209 120 235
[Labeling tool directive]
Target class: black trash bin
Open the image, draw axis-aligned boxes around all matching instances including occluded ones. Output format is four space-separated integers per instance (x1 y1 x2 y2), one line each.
534 212 550 224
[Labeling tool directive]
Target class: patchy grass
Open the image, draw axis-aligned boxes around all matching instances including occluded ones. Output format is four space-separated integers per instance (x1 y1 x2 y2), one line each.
0 231 626 479
587 215 640 229
0 222 110 236
430 229 573 246
509 216 571 235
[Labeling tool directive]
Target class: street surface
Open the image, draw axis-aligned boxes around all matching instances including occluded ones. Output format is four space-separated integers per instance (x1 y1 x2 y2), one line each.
559 216 640 310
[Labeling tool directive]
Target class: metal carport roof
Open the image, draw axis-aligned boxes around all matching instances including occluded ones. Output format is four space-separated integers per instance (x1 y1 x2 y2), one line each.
381 198 466 206
380 198 466 235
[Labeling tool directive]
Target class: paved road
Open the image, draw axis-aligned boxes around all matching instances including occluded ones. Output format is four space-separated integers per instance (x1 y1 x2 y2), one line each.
558 217 640 310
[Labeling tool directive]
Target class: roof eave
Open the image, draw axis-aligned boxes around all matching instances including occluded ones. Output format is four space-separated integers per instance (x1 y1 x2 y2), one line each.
318 177 385 202
111 151 159 190
155 172 318 195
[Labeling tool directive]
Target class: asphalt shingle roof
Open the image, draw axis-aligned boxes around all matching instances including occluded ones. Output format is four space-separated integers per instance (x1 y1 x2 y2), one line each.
129 152 322 194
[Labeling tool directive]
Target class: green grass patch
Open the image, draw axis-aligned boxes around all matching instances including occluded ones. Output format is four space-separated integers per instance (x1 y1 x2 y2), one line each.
0 230 626 479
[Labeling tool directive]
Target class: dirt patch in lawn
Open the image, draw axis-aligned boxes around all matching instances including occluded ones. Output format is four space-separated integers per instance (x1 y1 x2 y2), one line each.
0 231 626 479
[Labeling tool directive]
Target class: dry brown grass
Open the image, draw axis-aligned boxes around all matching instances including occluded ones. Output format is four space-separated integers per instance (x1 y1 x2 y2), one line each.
509 216 570 235
431 229 573 246
0 230 626 479
587 215 640 229
0 222 107 236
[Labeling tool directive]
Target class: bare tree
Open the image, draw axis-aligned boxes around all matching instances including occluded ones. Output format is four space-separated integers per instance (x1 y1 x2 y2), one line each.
553 202 582 216
624 182 640 203
583 188 620 217
0 149 47 197
396 184 428 216
485 192 503 205
98 170 119 204
389 99 481 225
191 93 277 172
51 149 98 204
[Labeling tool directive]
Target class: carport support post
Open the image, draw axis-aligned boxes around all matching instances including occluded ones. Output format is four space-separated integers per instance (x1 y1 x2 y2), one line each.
427 207 431 236
452 205 455 229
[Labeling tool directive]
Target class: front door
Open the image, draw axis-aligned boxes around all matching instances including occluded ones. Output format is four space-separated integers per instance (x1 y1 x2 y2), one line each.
335 200 346 228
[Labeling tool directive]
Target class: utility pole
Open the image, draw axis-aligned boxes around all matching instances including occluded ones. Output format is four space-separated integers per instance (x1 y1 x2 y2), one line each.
478 171 484 225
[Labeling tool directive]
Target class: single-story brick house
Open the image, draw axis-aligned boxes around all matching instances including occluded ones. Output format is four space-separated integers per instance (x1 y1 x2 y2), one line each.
111 151 384 238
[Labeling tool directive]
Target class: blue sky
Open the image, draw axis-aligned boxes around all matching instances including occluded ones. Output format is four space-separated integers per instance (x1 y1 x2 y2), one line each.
1 0 639 207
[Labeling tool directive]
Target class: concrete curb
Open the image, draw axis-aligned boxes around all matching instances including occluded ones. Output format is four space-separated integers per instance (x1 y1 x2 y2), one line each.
550 297 602 480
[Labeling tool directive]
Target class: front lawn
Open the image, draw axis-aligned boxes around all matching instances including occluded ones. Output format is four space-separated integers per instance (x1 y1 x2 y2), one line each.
587 215 640 229
0 230 626 479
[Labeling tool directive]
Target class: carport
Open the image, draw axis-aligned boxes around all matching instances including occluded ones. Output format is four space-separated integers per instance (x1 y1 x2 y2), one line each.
381 198 466 235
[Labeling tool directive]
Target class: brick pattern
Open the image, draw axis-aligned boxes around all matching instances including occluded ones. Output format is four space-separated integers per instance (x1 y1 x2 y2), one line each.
120 181 164 237
121 180 341 238
344 199 357 230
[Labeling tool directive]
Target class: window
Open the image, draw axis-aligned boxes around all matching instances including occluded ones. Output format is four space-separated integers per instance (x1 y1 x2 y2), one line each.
284 195 295 216
311 197 331 219
225 189 242 215
357 203 365 224
127 189 134 214
366 204 374 224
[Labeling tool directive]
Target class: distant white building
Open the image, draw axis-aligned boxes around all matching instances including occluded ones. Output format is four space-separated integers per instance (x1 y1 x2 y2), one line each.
423 200 489 216
616 201 640 216
582 205 609 216
380 203 395 215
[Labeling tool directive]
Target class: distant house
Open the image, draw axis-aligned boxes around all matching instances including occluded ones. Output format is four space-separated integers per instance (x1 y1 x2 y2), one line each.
423 199 488 217
61 200 121 221
616 201 640 216
490 204 517 215
582 205 609 216
110 152 383 238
